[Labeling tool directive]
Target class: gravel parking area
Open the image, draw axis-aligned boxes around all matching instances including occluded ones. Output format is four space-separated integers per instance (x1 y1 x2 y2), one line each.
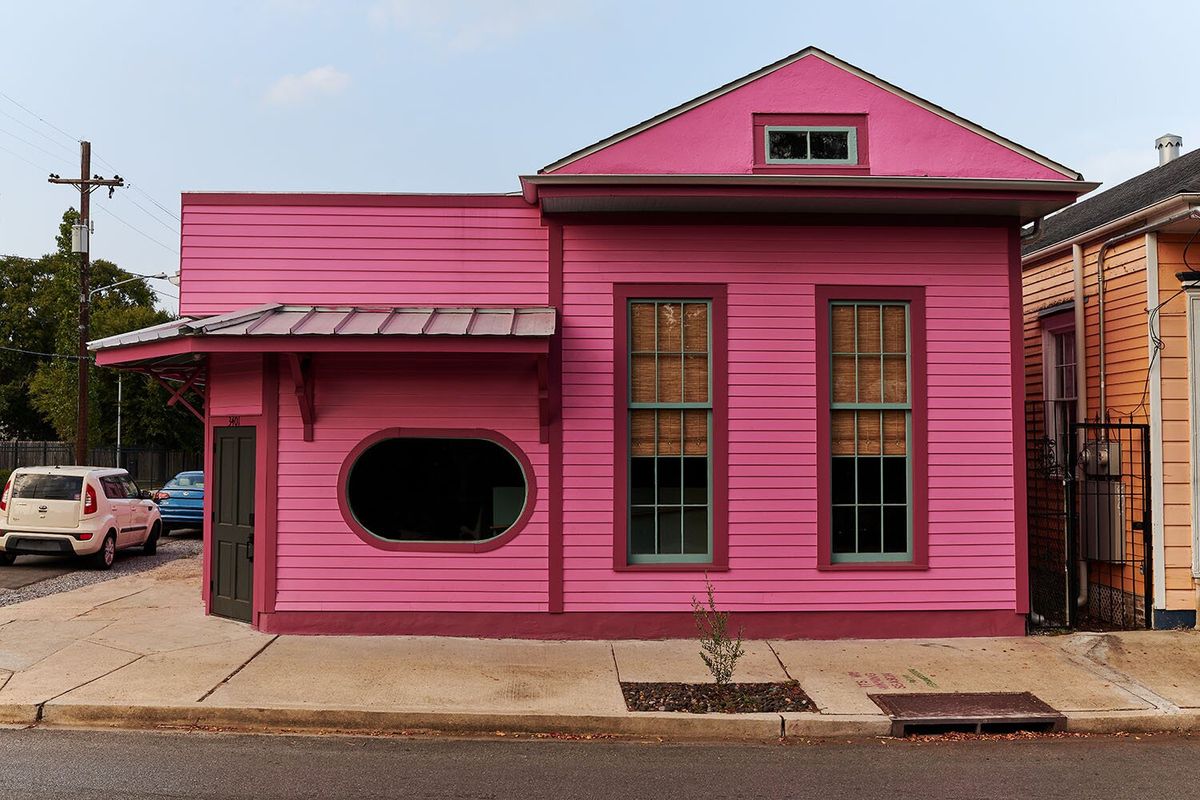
0 531 202 608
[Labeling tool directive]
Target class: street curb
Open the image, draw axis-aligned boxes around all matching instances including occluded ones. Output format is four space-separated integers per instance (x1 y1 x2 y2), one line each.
1062 710 1200 734
783 713 891 738
0 704 39 726
39 703 787 741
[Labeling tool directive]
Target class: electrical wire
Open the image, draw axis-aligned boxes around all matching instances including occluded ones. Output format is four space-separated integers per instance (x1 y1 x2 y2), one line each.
1111 224 1200 419
0 141 56 173
0 90 80 145
0 105 76 157
0 345 88 361
116 191 179 235
0 125 73 168
93 206 180 254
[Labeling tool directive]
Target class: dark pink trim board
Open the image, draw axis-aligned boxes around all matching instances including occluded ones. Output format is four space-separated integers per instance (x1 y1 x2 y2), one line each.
258 609 1025 639
611 283 729 572
814 285 929 571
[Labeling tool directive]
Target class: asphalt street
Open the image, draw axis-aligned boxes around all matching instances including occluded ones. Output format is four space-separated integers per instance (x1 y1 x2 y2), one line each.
0 728 1193 800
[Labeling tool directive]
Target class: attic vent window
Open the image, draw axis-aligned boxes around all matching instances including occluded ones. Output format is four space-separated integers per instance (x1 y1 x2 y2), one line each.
765 126 857 164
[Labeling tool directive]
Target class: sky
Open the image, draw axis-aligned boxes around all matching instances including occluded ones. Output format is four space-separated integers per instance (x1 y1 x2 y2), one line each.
0 0 1195 313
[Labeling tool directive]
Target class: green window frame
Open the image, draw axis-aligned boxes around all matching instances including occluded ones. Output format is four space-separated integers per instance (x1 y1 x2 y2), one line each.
627 299 713 564
765 125 859 165
829 301 913 563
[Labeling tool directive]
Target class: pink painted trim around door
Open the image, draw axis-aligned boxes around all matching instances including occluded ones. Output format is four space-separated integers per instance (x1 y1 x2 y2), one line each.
814 285 929 570
335 427 539 553
611 283 729 571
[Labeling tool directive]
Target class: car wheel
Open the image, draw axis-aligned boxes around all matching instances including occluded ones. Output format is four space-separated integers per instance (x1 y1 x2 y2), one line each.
0 552 14 566
90 533 116 570
143 522 161 555
160 523 172 538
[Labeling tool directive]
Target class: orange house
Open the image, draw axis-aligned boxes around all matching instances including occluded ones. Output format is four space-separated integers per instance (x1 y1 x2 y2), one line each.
1022 135 1200 629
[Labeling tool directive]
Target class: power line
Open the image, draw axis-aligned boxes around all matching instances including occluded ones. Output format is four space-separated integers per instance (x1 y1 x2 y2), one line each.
0 89 79 145
94 205 180 254
0 105 77 157
0 344 89 361
116 190 179 235
0 140 55 173
127 183 180 222
0 124 74 167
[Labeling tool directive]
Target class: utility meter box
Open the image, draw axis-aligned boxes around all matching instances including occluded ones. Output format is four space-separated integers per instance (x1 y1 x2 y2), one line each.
1081 439 1121 478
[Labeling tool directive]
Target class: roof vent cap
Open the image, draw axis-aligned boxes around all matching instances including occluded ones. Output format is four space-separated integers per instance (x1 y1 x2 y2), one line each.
1156 134 1183 166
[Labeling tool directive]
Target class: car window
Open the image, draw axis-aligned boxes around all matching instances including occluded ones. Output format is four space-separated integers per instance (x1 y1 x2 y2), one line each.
167 474 204 489
100 477 127 499
11 473 83 501
121 476 141 499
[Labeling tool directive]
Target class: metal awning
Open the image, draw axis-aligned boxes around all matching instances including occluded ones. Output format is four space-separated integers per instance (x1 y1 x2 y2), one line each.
89 304 557 351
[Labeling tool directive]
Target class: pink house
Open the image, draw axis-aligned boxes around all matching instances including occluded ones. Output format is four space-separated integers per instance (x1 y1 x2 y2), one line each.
91 48 1094 639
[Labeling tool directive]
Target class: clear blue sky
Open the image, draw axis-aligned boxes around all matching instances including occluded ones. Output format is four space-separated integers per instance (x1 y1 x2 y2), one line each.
0 1 1193 311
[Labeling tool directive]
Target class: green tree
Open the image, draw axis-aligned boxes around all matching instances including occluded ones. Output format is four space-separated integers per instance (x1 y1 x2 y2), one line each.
2 209 201 449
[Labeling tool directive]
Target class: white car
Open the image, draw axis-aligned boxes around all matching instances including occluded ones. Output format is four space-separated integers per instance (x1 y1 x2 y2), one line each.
0 466 163 570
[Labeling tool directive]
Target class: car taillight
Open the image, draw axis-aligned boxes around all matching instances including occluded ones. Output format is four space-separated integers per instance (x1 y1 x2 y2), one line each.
83 484 97 515
154 491 171 501
0 476 10 512
79 532 92 540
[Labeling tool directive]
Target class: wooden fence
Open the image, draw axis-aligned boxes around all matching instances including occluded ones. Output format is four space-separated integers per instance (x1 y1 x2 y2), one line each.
0 441 202 488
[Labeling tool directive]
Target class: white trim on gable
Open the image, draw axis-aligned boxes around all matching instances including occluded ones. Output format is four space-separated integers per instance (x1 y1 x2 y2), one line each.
540 47 1082 181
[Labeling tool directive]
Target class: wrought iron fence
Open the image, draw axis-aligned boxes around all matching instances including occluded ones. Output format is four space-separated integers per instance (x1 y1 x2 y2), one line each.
0 441 202 489
1025 401 1072 628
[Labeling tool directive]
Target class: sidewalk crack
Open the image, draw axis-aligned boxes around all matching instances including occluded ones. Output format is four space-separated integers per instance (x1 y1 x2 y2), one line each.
69 587 151 620
765 641 795 681
197 635 278 703
40 653 145 707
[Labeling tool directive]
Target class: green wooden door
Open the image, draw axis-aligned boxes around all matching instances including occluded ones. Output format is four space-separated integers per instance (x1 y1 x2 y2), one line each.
211 426 255 622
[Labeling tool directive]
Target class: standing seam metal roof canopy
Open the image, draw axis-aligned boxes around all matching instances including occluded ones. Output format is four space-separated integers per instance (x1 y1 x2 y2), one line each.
89 305 557 351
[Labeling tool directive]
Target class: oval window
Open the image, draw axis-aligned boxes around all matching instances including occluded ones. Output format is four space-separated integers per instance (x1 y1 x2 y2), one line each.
344 436 529 543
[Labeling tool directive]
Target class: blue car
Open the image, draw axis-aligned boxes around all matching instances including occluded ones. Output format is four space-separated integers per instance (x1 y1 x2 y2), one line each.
154 471 204 533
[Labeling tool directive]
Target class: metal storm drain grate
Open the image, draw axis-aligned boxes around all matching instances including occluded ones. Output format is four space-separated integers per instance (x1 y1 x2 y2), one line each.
868 692 1065 737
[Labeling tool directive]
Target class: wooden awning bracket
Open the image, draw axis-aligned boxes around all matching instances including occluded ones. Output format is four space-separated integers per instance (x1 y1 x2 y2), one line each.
286 353 315 442
151 365 206 423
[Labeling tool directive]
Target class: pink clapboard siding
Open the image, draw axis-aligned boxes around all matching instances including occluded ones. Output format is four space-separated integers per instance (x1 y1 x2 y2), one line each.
272 353 549 612
206 354 263 416
552 54 1068 181
179 198 548 317
559 223 1017 613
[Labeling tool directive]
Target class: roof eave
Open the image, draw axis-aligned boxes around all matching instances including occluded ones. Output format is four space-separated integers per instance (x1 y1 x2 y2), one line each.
1022 193 1200 263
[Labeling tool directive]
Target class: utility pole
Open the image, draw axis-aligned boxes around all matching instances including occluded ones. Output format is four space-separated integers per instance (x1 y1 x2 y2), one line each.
49 142 123 465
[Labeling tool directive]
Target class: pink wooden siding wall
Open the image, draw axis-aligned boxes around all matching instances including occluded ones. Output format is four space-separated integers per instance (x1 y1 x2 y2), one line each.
272 353 549 612
179 198 548 316
559 223 1018 612
206 354 263 416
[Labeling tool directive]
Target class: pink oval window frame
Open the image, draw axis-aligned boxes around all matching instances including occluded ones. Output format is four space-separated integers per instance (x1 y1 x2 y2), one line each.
337 427 537 553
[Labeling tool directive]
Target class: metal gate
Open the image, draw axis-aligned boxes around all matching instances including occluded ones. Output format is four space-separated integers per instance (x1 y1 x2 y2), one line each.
1026 406 1152 630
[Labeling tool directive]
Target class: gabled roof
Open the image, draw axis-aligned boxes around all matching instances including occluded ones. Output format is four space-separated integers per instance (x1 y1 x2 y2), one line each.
1022 148 1200 256
541 46 1081 180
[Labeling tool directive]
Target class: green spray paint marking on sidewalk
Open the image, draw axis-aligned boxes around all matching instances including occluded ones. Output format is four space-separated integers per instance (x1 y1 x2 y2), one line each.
905 669 937 688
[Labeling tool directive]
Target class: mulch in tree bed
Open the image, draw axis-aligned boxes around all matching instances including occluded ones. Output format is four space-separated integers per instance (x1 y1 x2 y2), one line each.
621 681 813 714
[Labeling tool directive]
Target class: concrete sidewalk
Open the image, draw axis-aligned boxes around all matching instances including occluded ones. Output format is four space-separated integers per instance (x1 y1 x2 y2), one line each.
1 557 1199 741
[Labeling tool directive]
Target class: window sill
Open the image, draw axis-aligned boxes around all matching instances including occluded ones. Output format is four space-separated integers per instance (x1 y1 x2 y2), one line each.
751 164 871 175
615 562 730 573
817 561 929 572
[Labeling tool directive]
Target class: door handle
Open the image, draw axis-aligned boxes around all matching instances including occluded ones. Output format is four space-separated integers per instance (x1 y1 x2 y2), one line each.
247 533 254 563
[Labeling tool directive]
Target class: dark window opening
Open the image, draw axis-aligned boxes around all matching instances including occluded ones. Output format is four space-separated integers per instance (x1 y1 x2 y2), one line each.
345 437 527 543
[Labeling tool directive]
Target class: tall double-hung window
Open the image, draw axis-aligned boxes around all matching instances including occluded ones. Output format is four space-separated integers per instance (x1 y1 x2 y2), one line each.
616 286 727 568
817 287 927 569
